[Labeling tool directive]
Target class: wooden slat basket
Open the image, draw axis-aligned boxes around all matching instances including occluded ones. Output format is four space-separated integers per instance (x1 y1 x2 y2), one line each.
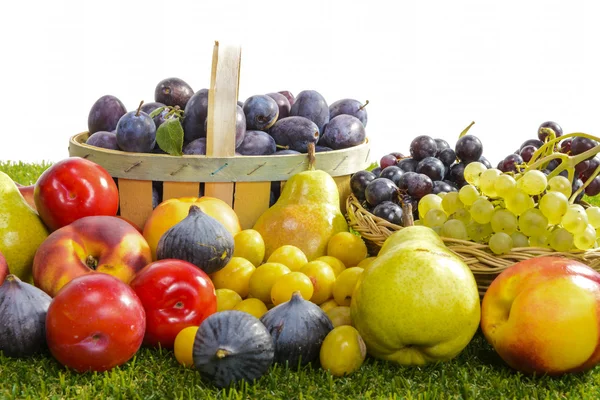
346 192 600 298
69 42 371 231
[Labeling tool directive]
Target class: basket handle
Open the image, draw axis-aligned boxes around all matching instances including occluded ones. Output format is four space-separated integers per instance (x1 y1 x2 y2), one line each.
206 41 241 157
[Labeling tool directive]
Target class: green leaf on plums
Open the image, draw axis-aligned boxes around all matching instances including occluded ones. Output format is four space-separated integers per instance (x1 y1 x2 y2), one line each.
156 118 184 156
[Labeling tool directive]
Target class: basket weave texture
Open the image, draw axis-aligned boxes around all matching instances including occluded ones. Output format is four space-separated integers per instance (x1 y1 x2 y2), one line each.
346 193 600 298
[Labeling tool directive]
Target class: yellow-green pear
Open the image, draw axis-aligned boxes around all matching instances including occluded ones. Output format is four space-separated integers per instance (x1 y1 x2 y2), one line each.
351 225 480 366
0 171 49 282
253 148 348 261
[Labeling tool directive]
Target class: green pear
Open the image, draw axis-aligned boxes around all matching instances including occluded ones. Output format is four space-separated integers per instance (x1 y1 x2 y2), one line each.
351 225 480 365
0 171 49 282
377 225 446 256
253 168 348 261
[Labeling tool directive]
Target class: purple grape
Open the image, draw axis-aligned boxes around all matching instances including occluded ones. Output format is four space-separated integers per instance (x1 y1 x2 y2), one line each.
406 173 433 199
86 131 119 150
183 89 209 142
350 170 376 201
443 180 459 191
559 138 572 154
269 116 320 153
244 95 279 131
519 145 537 163
575 159 590 177
365 178 398 207
585 176 600 196
289 90 329 134
266 92 291 121
154 77 194 109
183 138 206 155
409 135 437 161
370 167 382 177
397 172 416 191
572 179 584 202
396 158 418 173
581 156 600 181
455 135 483 164
379 154 397 170
236 130 276 155
278 90 295 106
571 137 598 158
479 156 492 169
87 95 127 134
434 138 450 154
320 115 366 150
115 106 156 153
372 201 403 225
438 148 457 167
500 154 523 173
329 99 368 127
379 166 404 187
416 157 446 181
538 121 563 141
448 163 467 187
520 139 545 151
432 180 456 194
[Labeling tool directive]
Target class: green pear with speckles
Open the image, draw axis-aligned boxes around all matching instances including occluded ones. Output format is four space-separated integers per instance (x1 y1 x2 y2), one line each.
350 225 480 365
0 171 49 283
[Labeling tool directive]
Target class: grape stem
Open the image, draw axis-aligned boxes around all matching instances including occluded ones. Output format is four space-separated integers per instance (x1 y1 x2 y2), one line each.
522 131 600 203
459 121 475 138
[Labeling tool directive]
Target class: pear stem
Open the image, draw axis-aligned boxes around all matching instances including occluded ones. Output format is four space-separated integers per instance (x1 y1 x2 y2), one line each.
307 142 316 171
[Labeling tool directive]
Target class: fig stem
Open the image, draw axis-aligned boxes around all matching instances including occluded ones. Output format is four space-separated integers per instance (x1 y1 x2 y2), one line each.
307 142 316 171
459 121 475 138
359 100 370 111
136 100 144 117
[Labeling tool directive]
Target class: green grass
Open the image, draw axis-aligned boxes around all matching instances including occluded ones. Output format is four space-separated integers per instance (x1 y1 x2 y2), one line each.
2 161 600 399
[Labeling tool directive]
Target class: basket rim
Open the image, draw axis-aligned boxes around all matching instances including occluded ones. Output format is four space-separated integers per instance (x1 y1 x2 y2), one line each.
69 132 371 182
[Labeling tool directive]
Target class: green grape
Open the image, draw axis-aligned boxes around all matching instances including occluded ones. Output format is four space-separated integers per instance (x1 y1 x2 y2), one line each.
538 191 569 225
517 170 548 196
490 208 518 234
561 205 589 235
549 228 574 252
441 192 464 215
574 224 596 250
518 208 548 237
586 206 600 229
418 194 443 219
424 208 448 228
470 198 495 224
528 231 551 248
548 175 572 198
458 184 480 206
504 189 535 216
449 208 472 224
510 231 529 248
479 168 501 198
466 221 493 242
440 219 468 240
437 192 447 199
489 232 513 255
464 162 487 186
494 174 517 199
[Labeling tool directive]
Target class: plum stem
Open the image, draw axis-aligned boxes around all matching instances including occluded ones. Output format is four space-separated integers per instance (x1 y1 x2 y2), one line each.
135 100 144 117
359 100 370 111
459 121 475 138
307 142 316 171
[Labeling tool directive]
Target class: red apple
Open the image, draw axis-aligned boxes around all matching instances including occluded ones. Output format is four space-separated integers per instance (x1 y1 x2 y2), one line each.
34 157 119 232
130 259 217 349
33 215 152 297
481 256 600 376
0 250 8 285
46 273 146 372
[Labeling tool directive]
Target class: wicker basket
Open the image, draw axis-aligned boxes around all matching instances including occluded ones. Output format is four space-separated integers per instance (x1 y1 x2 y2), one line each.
346 192 600 298
68 42 371 230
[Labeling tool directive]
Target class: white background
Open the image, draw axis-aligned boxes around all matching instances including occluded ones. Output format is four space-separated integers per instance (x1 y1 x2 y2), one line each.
1 0 598 167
